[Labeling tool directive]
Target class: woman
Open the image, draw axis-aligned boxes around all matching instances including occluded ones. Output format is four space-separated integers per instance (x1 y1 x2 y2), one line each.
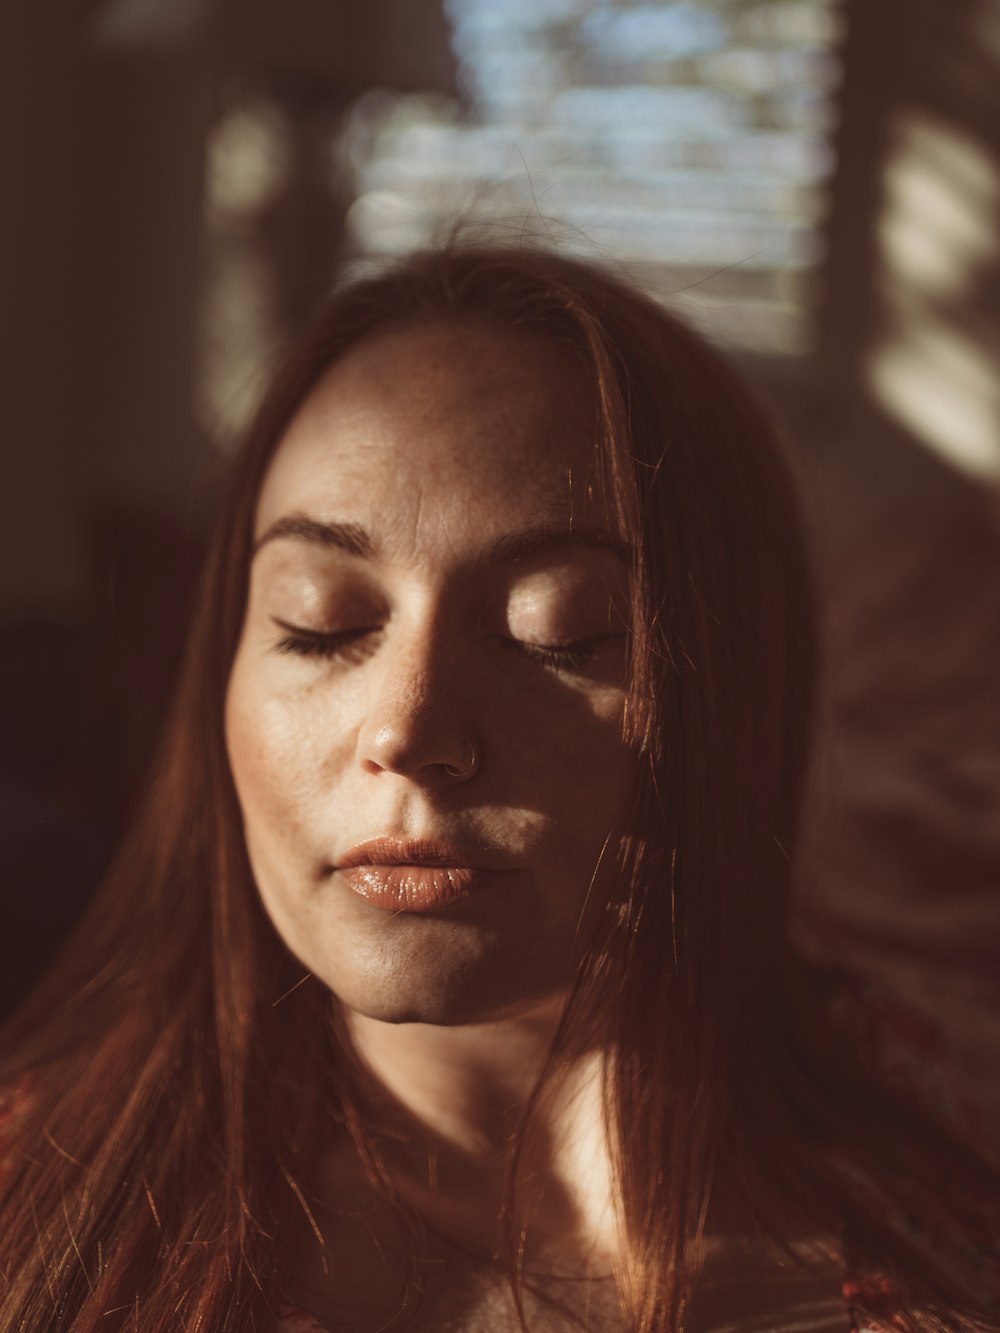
1 243 996 1332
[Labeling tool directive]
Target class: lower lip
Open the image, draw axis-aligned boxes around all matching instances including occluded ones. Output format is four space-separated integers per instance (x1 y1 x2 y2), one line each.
339 864 482 913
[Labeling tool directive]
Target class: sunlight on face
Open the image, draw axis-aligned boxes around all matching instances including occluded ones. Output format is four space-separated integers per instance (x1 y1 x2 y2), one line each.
225 322 634 1025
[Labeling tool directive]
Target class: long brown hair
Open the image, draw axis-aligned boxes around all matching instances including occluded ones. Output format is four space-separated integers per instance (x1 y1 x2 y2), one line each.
2 243 997 1331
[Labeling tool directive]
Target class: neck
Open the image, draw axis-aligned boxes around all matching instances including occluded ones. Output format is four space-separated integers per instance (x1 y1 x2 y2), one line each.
342 994 566 1149
335 994 620 1272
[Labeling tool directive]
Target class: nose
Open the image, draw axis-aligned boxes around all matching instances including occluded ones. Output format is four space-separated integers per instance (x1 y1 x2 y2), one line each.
355 628 479 785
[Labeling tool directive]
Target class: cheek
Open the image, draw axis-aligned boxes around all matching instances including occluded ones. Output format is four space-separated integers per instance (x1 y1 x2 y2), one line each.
224 659 336 854
511 689 629 792
500 690 633 864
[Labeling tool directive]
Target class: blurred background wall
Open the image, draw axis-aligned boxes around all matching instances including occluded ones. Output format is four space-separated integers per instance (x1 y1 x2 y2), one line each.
2 0 998 1123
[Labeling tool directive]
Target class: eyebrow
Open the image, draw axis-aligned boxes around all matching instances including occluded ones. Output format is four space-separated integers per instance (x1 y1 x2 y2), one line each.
486 525 630 565
252 515 375 559
252 512 629 565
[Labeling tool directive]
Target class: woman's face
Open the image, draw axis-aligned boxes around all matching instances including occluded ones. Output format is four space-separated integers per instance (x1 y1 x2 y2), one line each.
225 321 633 1026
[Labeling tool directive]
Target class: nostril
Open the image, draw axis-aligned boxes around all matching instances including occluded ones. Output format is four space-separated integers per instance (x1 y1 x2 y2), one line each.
442 742 479 781
357 715 478 783
361 722 412 774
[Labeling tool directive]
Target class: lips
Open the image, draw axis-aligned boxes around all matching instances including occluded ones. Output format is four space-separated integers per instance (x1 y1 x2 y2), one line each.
334 837 505 913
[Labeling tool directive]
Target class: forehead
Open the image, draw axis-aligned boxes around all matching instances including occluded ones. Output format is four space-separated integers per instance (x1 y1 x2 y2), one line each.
254 322 609 555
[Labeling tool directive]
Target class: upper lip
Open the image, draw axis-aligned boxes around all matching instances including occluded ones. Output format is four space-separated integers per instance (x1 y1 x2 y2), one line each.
336 836 504 870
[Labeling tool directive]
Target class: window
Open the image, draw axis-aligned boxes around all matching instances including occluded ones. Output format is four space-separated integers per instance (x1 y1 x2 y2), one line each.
343 0 843 355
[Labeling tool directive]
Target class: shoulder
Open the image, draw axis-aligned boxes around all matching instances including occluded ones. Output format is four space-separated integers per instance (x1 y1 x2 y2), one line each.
828 980 1000 1321
843 1272 914 1333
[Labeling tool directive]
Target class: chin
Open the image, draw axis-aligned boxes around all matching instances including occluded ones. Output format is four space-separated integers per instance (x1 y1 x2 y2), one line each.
321 944 567 1028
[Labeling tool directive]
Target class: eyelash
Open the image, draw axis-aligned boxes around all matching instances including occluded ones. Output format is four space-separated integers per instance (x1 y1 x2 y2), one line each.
505 636 616 670
272 622 618 671
274 625 378 660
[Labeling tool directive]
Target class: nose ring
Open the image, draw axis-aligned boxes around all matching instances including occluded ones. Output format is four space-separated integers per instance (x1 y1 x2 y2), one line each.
443 742 478 779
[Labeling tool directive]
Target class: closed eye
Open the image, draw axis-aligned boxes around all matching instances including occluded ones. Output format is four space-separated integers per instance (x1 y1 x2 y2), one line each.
503 633 625 672
271 617 382 661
